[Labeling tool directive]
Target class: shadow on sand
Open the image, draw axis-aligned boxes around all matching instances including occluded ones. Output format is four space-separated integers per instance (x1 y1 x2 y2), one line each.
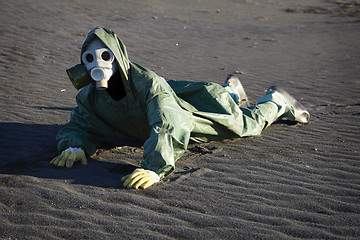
0 122 139 188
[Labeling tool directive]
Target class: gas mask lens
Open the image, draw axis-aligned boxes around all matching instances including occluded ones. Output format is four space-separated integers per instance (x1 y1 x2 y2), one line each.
85 53 94 63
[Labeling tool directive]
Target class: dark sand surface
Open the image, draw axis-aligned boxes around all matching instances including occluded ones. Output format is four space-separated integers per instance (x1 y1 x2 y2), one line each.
1 0 360 239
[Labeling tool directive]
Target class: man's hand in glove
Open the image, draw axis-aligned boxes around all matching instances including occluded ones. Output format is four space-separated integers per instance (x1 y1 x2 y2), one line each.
121 168 160 189
50 147 87 168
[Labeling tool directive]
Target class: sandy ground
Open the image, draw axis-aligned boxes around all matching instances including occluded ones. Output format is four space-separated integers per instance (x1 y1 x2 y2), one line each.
1 0 360 239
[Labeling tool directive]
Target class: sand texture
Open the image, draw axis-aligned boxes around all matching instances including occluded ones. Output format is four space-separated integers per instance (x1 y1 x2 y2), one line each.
1 0 360 239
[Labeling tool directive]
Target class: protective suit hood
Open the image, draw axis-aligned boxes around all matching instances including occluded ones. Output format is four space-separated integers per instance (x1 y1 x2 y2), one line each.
81 27 131 93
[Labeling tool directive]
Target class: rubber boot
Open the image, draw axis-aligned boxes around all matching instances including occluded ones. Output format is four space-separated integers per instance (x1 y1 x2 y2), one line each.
256 86 310 124
223 74 249 108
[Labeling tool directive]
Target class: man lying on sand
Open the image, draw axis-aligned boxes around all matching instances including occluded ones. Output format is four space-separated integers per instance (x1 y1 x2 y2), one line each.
51 27 310 189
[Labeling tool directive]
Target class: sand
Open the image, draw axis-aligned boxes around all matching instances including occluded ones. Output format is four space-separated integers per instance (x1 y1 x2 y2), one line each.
1 0 360 239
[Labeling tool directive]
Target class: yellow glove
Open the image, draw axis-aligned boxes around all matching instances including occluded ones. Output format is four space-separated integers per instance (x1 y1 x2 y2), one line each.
50 147 87 168
121 168 160 189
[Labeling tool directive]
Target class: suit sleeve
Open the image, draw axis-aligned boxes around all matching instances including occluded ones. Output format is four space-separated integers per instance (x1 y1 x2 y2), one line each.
56 87 110 156
141 78 194 178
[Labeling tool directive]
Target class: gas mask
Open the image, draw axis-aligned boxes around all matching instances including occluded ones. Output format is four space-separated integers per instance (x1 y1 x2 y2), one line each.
66 39 118 90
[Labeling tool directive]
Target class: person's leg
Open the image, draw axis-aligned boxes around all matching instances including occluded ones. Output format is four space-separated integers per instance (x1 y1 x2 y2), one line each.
257 86 310 124
240 86 310 137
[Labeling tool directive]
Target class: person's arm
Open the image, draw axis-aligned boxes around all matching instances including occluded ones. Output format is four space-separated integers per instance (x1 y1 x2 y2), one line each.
142 90 192 178
122 75 194 189
51 86 108 167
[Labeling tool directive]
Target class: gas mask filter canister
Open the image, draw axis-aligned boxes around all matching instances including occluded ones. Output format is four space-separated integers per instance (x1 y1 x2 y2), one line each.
66 63 91 90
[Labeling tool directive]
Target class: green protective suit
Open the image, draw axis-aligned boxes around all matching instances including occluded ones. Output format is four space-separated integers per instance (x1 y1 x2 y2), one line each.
57 27 287 178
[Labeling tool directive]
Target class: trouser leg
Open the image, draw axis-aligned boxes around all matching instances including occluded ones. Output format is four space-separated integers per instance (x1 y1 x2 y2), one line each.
240 91 287 137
